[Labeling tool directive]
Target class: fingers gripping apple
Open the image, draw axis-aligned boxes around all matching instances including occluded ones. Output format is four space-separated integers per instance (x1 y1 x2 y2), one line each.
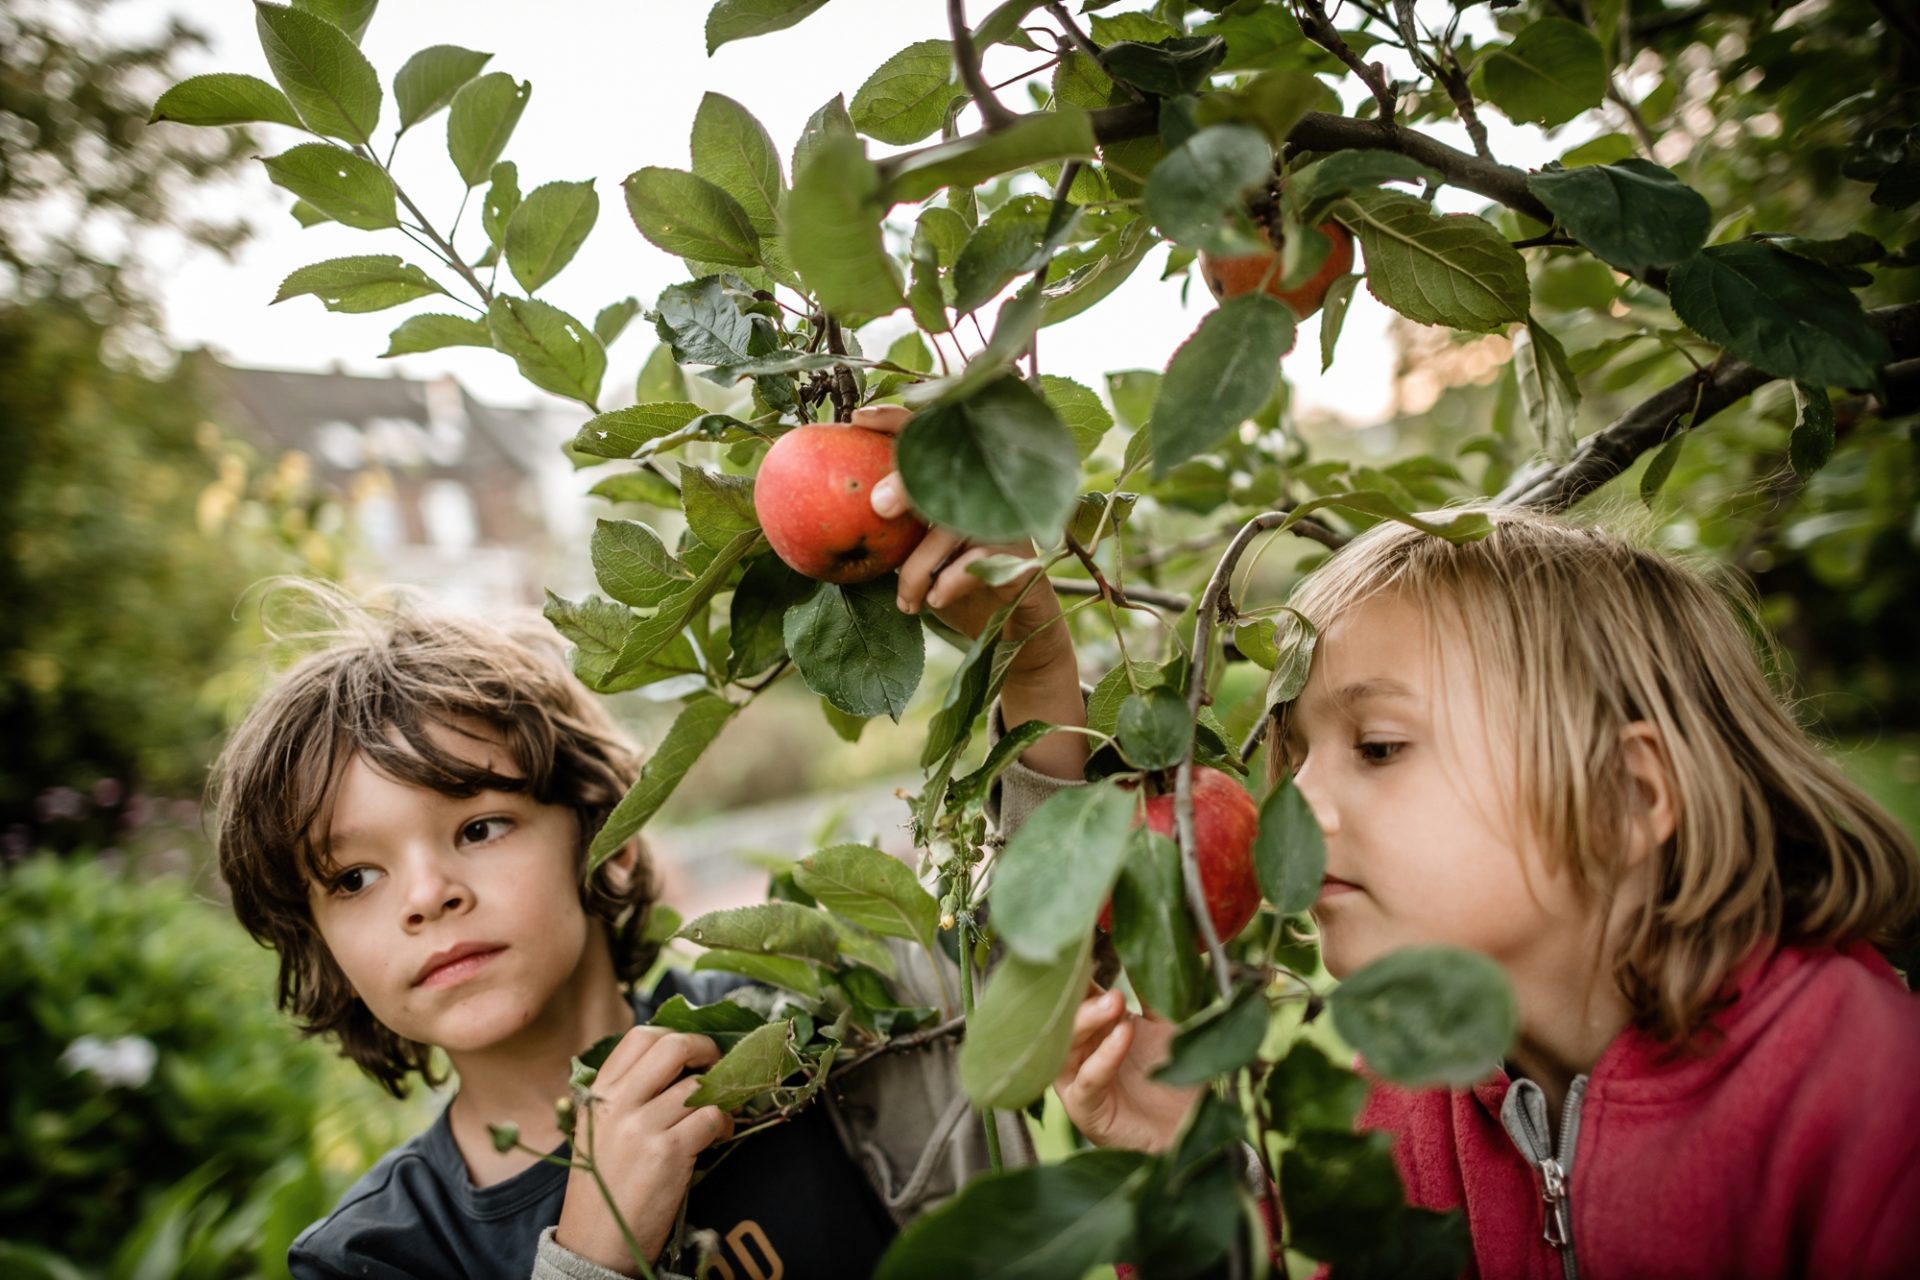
752 423 928 584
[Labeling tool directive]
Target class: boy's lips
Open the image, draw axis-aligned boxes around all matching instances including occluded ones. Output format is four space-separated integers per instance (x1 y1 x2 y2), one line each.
414 942 507 988
1317 875 1362 901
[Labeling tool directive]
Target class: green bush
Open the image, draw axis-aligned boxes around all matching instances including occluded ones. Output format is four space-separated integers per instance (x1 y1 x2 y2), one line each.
0 854 425 1278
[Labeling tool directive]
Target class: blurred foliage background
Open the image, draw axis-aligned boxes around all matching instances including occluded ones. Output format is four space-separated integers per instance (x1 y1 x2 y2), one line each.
1 0 1916 1276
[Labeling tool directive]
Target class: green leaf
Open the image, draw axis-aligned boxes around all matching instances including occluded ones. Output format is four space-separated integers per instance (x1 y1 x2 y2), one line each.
609 529 763 678
1668 243 1891 389
1527 159 1711 269
693 949 823 999
1283 491 1494 543
886 107 1098 204
786 132 904 320
922 618 1003 769
1266 608 1317 707
290 199 332 227
255 2 381 143
679 902 840 963
544 592 700 694
1040 219 1155 328
150 73 304 128
1639 430 1685 505
680 466 758 548
382 312 491 356
790 94 856 187
623 167 761 268
991 781 1138 964
588 694 739 866
271 254 446 313
394 45 491 131
591 519 693 608
685 1019 801 1111
593 297 641 347
1153 983 1270 1085
691 92 786 238
289 0 376 42
959 930 1095 1109
1477 18 1606 127
486 295 605 406
504 180 598 294
1143 123 1272 252
652 275 756 368
1110 829 1207 1021
1102 36 1228 97
572 402 706 459
1286 151 1438 226
1253 774 1324 915
1512 317 1581 458
1038 376 1114 459
896 376 1081 544
1329 944 1517 1087
1284 1130 1469 1268
726 554 814 678
1117 686 1193 770
448 72 530 187
793 843 940 945
948 718 1055 813
851 40 962 146
706 0 834 54
874 1149 1149 1280
953 195 1051 315
1790 382 1836 477
649 994 769 1050
1150 292 1294 479
784 579 925 721
1266 1041 1368 1135
260 143 396 230
1338 189 1529 332
482 161 521 250
1319 273 1359 372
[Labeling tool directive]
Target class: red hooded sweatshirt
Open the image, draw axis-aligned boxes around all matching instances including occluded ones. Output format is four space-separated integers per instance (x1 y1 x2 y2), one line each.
1359 941 1920 1279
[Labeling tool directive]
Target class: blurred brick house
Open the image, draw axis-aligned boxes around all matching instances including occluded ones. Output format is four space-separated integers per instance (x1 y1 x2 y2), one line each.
200 360 588 610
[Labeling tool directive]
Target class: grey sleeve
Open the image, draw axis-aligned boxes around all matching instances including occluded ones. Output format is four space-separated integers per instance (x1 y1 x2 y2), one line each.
531 1227 692 1280
983 684 1093 837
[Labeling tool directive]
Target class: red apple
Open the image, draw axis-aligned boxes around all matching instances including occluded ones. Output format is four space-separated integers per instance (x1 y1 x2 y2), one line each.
752 423 928 584
1198 221 1356 320
1100 766 1263 946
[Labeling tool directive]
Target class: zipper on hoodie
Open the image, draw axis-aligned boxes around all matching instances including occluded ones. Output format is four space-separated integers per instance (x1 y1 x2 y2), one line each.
1499 1074 1587 1280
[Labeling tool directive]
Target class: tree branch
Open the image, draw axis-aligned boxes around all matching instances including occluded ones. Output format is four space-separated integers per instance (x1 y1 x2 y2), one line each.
1054 578 1190 612
951 0 1016 131
1498 302 1920 511
1296 0 1398 125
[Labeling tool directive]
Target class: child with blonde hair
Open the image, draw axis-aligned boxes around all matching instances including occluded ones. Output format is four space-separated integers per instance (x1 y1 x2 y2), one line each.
1056 507 1920 1278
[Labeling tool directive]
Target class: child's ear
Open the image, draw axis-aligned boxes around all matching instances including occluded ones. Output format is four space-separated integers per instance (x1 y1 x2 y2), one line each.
1619 722 1679 865
599 838 643 892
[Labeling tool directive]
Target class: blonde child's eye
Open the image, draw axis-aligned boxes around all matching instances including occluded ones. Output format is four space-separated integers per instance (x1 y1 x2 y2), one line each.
1355 740 1405 765
331 866 383 896
459 817 513 845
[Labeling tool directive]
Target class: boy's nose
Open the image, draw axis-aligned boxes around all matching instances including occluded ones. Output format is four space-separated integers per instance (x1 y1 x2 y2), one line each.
401 863 472 927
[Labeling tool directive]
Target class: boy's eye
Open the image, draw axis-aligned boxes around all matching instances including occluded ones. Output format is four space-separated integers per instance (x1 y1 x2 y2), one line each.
459 817 513 845
331 866 383 896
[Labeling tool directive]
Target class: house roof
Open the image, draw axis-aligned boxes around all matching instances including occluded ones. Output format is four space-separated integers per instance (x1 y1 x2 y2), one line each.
199 358 558 484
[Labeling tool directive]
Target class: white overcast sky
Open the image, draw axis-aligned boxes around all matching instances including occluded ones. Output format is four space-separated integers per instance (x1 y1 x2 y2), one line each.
129 0 1573 423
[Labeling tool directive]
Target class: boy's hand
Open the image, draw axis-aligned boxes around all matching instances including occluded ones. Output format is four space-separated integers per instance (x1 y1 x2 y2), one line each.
1055 987 1201 1154
853 405 1087 779
554 1027 734 1276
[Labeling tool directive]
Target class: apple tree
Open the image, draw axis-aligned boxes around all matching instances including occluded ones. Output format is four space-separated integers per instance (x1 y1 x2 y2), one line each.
152 0 1918 1275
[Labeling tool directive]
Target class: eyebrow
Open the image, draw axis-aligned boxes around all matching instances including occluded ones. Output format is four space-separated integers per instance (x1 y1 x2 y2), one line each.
1289 677 1418 726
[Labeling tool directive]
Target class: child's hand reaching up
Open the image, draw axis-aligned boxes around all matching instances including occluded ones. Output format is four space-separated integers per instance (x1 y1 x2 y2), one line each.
553 1027 735 1275
850 404 1087 780
1054 988 1203 1154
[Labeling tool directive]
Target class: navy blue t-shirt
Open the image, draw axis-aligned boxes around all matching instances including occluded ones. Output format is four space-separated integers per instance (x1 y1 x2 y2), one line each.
288 971 897 1279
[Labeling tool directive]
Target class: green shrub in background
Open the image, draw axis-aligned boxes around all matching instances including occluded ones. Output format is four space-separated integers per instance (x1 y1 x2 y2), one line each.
0 854 428 1279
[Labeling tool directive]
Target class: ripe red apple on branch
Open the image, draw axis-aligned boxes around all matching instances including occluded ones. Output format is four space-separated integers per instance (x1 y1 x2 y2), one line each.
1198 220 1355 320
1101 765 1263 946
752 423 928 584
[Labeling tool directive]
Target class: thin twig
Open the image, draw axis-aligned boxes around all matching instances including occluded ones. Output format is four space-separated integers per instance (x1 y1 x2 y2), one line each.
1296 0 1397 124
951 0 1016 130
357 144 495 306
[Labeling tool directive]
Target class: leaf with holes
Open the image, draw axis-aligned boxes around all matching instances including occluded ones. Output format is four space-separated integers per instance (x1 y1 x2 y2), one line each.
486 296 605 406
448 73 530 187
260 145 397 230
